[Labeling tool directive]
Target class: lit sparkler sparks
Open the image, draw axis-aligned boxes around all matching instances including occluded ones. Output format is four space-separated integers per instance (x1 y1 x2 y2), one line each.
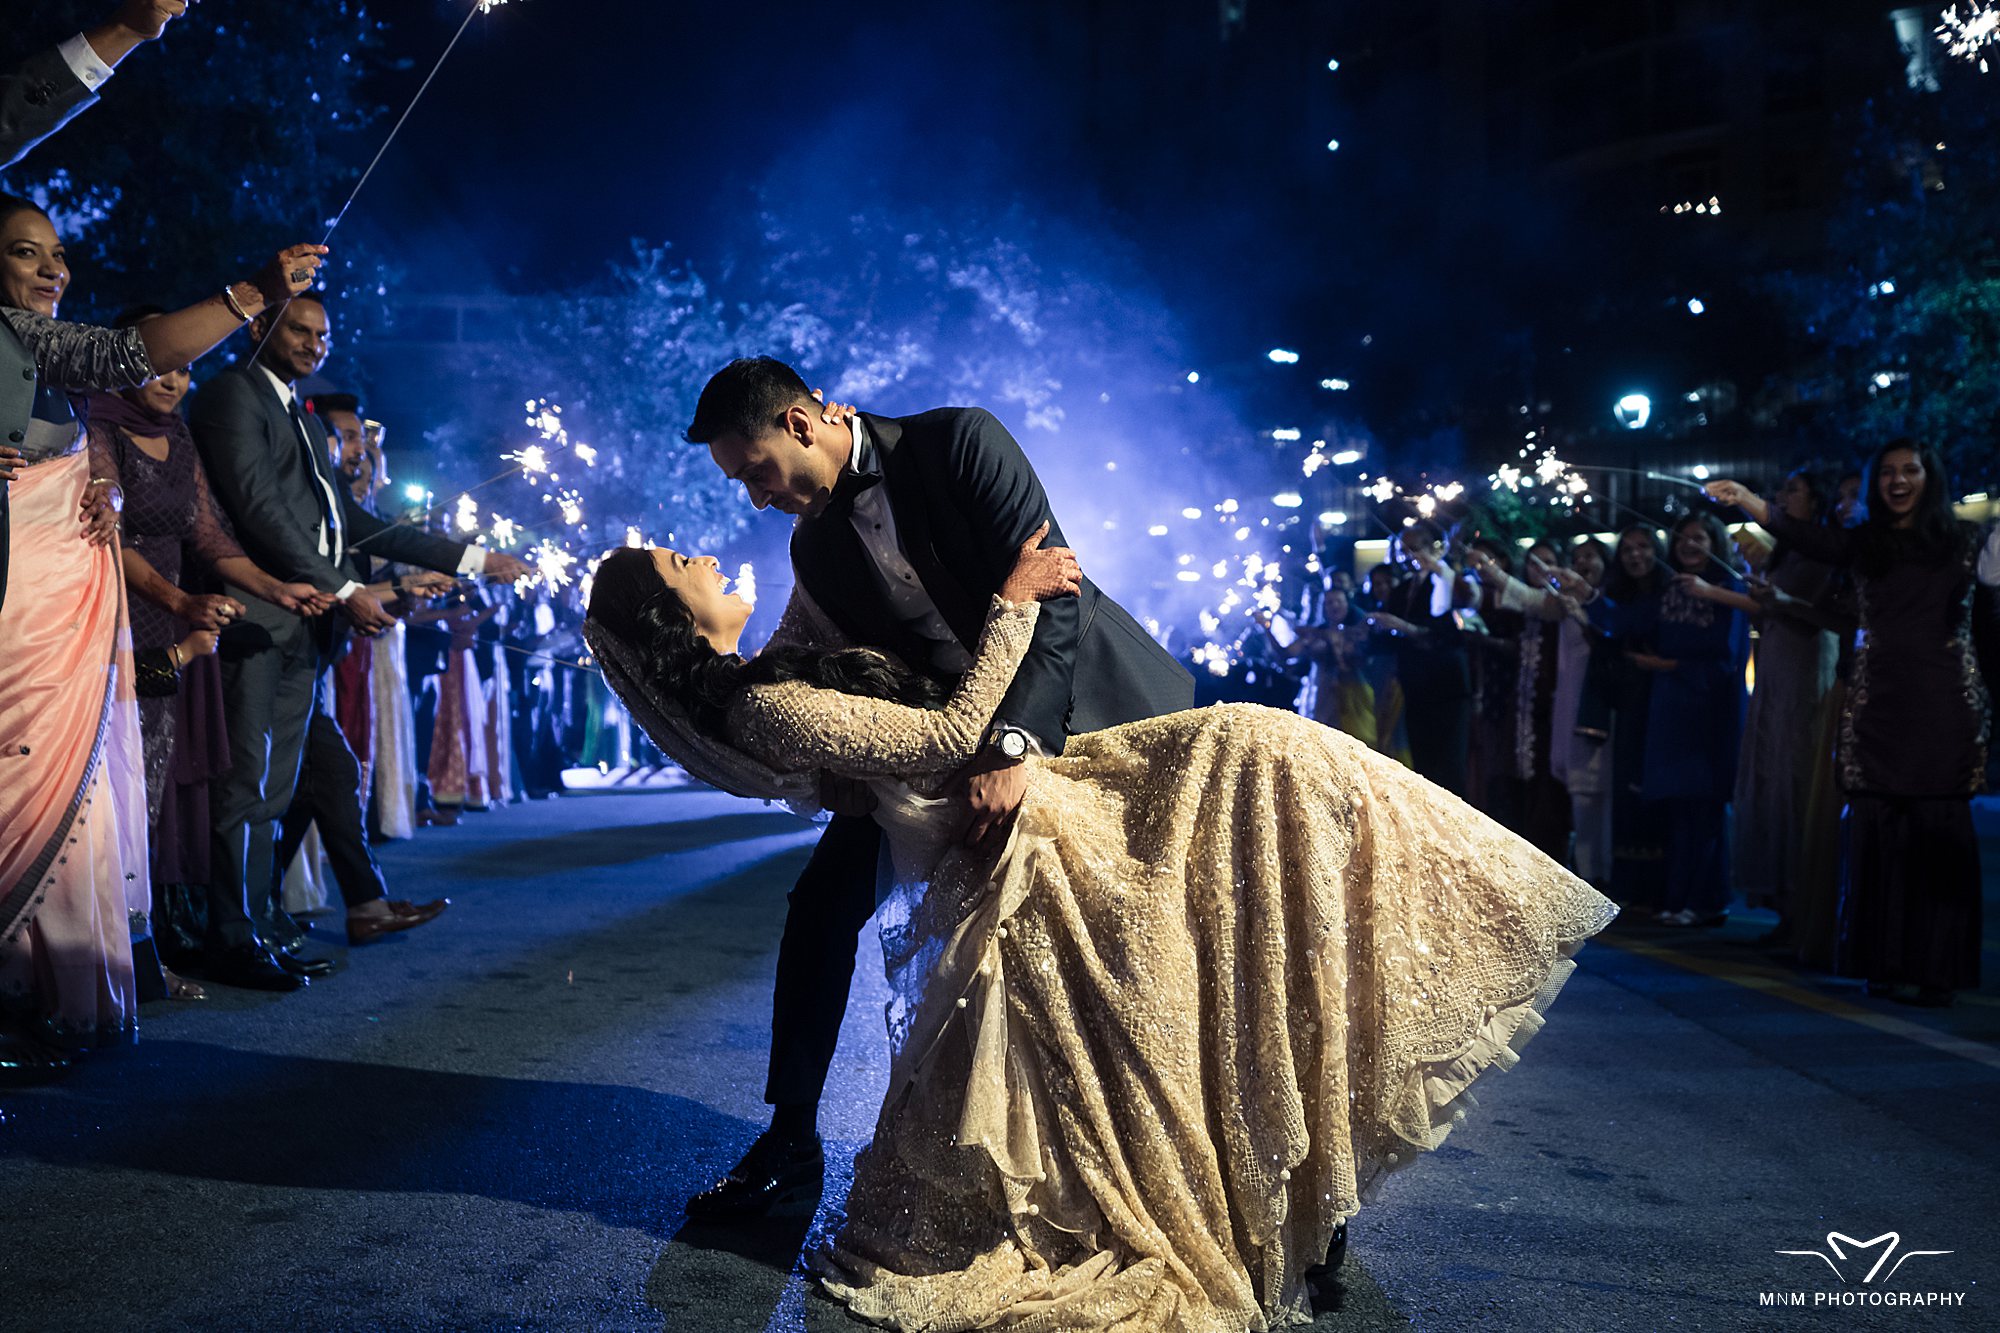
1939 2 2000 70
452 493 479 535
508 444 551 478
731 562 758 607
555 489 585 527
490 515 521 546
526 541 576 592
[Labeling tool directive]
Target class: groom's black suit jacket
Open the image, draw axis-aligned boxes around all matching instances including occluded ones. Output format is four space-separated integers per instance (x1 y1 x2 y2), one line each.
789 408 1193 753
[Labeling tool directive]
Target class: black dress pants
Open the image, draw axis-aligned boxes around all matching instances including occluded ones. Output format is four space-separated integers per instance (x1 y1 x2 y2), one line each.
210 635 320 947
274 707 390 913
764 813 884 1109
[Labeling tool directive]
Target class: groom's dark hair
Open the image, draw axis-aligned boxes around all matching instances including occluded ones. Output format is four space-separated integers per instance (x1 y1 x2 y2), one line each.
683 357 814 444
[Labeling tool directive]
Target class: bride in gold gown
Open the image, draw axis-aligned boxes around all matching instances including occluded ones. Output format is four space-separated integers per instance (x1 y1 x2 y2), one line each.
583 533 1615 1333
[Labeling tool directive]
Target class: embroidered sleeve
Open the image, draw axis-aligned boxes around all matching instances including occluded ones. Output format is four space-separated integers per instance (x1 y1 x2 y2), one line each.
728 597 1040 778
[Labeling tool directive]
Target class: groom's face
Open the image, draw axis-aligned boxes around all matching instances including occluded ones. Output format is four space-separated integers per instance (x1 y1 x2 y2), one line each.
708 405 841 518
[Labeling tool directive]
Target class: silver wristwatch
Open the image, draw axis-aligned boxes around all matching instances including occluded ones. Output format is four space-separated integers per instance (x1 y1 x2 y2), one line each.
992 724 1032 760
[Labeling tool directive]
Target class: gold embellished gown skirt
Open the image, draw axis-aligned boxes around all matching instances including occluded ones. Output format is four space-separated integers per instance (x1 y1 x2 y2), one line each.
820 703 1617 1332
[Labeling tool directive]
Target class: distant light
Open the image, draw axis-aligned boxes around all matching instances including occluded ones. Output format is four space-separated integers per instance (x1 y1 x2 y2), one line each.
1615 393 1652 430
1326 57 1340 71
1683 391 1703 403
1878 278 1897 295
1273 492 1303 508
1267 348 1300 364
1105 461 1118 471
1319 510 1347 527
1691 464 1711 480
1181 506 1202 519
1186 371 1200 383
1148 524 1170 536
1963 492 1990 504
1873 371 1895 389
1271 427 1302 441
403 484 426 501
1319 377 1351 391
1331 448 1364 466
1686 298 1706 315
1325 139 1341 152
1177 570 1202 583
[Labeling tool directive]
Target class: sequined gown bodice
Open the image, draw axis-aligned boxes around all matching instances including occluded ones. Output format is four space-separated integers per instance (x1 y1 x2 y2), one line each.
720 597 1615 1332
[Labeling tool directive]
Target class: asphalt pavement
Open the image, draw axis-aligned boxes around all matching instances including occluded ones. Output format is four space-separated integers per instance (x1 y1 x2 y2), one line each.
1 786 1995 1332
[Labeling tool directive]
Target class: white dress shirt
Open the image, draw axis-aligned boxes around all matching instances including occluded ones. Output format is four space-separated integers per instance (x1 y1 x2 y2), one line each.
56 35 114 92
844 417 975 674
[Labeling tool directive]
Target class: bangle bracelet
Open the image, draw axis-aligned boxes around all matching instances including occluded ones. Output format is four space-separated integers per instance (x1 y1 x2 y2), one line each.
222 285 253 322
169 645 182 670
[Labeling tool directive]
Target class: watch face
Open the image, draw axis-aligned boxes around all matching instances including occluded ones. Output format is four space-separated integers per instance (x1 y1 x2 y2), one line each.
1001 729 1027 758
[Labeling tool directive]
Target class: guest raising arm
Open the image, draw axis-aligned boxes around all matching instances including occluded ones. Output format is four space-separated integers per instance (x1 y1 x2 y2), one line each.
1707 444 1988 1005
1 2 191 172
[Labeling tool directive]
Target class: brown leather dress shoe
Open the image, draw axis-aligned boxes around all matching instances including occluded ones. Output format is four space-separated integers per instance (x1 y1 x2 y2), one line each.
348 899 448 945
387 898 449 919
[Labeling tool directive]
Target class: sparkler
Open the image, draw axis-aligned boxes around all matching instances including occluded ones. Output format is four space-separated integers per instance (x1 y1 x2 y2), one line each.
247 0 523 366
525 540 577 593
1939 2 2000 70
730 563 759 608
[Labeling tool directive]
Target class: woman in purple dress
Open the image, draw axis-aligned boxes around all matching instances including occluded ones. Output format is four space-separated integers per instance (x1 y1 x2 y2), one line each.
82 310 328 983
1708 441 1987 1006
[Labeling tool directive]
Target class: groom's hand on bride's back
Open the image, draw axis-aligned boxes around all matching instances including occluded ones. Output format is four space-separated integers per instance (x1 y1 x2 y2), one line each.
952 751 1029 850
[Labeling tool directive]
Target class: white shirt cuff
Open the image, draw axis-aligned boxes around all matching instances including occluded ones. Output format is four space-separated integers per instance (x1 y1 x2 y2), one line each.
58 34 114 90
334 580 364 602
456 545 490 578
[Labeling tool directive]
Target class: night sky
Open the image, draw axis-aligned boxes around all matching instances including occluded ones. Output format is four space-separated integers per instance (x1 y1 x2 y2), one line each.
356 0 1333 367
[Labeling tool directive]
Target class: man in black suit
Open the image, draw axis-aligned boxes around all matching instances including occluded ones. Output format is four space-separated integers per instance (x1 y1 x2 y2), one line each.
682 357 1193 1218
190 294 530 990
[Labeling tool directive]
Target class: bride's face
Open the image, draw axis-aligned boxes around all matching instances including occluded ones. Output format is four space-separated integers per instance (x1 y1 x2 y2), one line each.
650 547 752 650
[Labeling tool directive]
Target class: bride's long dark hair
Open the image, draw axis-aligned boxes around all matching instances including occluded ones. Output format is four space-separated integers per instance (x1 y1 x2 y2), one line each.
586 547 947 739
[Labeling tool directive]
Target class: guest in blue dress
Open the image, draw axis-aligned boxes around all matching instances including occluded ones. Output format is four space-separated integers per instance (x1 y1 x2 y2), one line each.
1583 513 1749 925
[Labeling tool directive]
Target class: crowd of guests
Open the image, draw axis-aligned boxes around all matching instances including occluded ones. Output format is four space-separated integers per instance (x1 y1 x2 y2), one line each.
0 6 568 1073
1250 443 1989 1009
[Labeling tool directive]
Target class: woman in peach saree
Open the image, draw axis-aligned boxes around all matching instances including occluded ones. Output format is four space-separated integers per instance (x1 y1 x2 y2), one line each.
0 444 151 1054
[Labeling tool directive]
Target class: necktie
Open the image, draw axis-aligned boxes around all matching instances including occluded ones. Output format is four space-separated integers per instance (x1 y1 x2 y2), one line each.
288 397 343 565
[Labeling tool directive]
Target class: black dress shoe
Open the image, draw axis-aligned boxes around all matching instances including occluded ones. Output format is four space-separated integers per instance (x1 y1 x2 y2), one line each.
685 1131 824 1222
275 951 334 979
0 1030 71 1074
203 944 307 992
262 910 308 955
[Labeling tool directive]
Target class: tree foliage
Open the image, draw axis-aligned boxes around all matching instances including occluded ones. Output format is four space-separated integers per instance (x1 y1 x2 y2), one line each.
428 197 1210 566
0 1 389 325
1776 60 2000 488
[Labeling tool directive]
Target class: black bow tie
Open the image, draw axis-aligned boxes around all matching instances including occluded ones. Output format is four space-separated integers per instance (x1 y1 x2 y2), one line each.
826 467 883 516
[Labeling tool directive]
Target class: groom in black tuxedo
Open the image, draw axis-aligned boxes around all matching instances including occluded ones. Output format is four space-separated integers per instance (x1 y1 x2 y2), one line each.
682 356 1193 1219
